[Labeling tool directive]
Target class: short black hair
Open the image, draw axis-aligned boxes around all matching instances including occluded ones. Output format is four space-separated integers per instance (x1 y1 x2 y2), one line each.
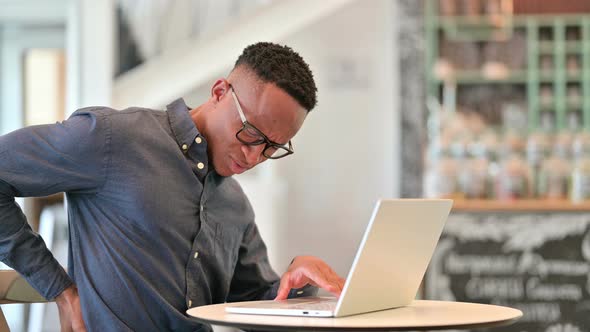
234 42 317 112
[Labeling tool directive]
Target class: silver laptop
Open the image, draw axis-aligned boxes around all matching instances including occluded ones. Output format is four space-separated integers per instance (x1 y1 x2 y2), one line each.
225 199 452 318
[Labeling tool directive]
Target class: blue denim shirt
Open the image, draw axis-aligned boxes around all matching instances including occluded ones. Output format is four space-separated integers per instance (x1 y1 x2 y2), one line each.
0 99 314 331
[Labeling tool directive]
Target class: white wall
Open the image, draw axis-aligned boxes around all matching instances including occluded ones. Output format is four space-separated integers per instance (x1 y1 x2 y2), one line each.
268 0 400 277
66 0 115 114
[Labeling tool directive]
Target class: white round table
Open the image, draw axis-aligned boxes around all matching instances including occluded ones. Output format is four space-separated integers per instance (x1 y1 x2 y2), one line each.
187 300 523 331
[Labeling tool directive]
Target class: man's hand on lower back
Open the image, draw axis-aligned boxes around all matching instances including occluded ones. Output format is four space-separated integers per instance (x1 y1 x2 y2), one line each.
55 284 87 332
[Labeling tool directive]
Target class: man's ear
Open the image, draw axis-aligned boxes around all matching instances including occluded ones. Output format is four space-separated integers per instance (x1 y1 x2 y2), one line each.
210 79 230 103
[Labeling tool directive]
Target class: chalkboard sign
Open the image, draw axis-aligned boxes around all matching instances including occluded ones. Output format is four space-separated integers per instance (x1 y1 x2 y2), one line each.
425 212 590 332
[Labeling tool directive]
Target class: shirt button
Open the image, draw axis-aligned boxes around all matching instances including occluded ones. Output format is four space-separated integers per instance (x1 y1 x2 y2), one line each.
181 144 188 151
194 252 199 259
195 137 202 144
188 300 192 307
197 162 205 170
200 205 204 212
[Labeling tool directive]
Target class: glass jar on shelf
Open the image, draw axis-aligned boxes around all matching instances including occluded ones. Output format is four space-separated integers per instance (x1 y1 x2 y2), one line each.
484 0 502 15
526 131 550 167
538 150 571 200
460 0 481 18
554 131 574 161
566 26 581 41
459 137 490 199
424 143 462 199
449 131 472 161
570 156 590 203
496 152 532 200
526 131 551 198
573 132 590 161
567 55 581 77
540 85 554 108
570 132 590 203
482 130 501 199
567 111 581 132
540 55 553 74
499 129 526 159
438 0 457 16
496 130 531 200
539 27 553 41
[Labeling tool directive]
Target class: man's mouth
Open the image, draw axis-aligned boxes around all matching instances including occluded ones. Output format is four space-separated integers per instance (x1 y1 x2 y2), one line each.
230 158 248 174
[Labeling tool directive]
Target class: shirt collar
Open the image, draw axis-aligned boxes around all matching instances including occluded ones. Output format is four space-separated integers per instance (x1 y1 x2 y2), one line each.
166 98 201 150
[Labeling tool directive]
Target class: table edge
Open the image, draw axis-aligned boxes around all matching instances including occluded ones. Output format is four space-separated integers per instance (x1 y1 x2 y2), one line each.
188 300 523 331
191 315 522 331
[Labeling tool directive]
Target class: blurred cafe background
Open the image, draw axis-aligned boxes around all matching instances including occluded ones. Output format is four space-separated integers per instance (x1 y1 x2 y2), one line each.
0 0 589 331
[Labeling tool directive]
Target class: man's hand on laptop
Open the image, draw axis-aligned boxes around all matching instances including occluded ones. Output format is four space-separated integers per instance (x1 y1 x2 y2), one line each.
274 255 345 301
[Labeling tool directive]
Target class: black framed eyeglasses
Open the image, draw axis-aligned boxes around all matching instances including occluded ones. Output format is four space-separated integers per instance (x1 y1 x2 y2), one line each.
229 85 294 159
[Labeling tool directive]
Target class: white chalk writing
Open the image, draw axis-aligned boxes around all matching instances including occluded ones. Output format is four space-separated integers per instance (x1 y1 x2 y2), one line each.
446 253 518 274
465 277 524 299
526 277 583 301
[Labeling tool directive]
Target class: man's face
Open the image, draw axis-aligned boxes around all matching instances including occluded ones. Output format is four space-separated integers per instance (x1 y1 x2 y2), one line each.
205 79 307 177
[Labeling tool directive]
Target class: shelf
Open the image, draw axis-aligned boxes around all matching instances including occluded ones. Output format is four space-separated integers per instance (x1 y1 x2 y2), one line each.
452 199 590 212
426 7 590 132
432 70 583 84
451 70 589 83
434 70 528 84
437 15 513 29
566 72 583 81
435 14 590 29
538 41 583 53
537 71 582 82
539 102 583 112
567 101 583 110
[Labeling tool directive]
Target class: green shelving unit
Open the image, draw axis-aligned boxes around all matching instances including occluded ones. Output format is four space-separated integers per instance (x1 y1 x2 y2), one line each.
425 0 590 132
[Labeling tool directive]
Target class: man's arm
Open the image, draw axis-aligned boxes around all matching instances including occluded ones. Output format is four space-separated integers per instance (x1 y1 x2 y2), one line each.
225 221 344 302
0 110 109 330
0 179 72 299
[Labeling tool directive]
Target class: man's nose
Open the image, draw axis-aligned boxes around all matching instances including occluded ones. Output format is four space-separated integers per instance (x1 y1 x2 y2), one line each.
243 144 265 166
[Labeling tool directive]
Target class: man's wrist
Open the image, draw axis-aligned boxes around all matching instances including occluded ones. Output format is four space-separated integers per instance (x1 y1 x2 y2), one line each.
55 284 77 305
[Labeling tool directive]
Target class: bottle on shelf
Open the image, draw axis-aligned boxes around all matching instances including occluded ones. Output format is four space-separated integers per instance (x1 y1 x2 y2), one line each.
482 130 501 199
540 55 553 74
538 133 572 200
539 85 554 109
570 132 590 203
460 135 491 199
424 141 462 199
496 130 531 200
566 55 581 77
526 131 551 198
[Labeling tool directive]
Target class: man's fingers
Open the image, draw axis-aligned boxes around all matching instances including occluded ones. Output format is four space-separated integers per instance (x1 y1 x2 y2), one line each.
329 276 346 294
277 257 346 300
56 285 87 332
274 273 292 301
303 266 340 294
306 266 346 297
